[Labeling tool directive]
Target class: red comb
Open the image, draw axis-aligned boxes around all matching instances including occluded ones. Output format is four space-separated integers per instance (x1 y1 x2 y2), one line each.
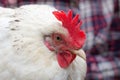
52 10 86 49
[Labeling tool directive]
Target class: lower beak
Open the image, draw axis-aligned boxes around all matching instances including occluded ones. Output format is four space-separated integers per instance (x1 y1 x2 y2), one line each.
71 49 86 61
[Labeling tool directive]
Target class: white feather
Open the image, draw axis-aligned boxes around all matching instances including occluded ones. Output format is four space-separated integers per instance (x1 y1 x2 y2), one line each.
0 5 86 80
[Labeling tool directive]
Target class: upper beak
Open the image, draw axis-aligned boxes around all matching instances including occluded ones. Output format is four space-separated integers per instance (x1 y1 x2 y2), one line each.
71 49 86 61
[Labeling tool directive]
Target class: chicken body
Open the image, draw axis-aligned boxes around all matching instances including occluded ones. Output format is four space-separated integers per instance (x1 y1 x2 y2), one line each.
0 5 86 80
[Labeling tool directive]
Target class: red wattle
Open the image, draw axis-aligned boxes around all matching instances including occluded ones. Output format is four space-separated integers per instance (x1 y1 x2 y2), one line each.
57 51 76 68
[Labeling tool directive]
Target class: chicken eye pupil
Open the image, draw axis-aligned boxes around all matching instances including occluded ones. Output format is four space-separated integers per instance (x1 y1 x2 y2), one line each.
56 36 61 41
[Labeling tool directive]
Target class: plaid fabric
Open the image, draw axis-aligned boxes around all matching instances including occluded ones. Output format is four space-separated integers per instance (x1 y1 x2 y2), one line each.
0 0 120 80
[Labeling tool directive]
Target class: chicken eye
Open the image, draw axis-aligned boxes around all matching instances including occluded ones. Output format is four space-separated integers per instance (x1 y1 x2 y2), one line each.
56 36 62 41
52 33 63 42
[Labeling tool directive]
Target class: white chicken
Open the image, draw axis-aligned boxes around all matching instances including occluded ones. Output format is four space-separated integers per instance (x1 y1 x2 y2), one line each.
0 5 86 80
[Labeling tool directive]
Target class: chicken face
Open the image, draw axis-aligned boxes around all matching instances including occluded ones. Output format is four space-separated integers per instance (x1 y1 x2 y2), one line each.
44 10 86 68
44 32 76 68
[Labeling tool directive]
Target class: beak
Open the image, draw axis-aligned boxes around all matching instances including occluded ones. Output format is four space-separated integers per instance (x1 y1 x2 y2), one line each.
71 49 86 61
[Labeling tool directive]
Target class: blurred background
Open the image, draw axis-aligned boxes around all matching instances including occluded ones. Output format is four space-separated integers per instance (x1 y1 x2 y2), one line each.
0 0 120 80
